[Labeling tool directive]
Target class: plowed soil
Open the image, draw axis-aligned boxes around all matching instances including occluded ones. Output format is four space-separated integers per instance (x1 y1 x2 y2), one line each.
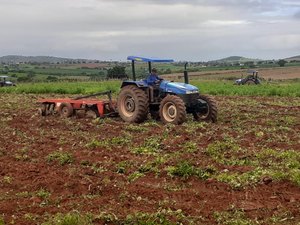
0 94 299 224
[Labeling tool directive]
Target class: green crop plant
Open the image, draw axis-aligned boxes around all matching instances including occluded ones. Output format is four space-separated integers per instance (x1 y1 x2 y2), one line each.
110 136 132 146
206 138 250 166
1 79 300 97
0 216 4 225
24 213 39 223
182 141 198 153
138 157 167 175
36 188 51 200
215 167 269 189
131 137 163 155
85 139 105 149
128 171 144 182
166 161 215 180
89 163 106 174
125 124 148 132
183 120 207 134
266 211 295 224
254 148 300 185
2 176 13 184
42 212 92 225
46 151 74 165
86 135 131 150
124 208 189 225
213 209 255 225
116 160 133 174
14 147 30 161
96 212 119 223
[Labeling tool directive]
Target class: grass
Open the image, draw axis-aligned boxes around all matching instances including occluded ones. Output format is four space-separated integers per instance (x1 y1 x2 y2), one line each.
0 79 299 97
191 80 300 97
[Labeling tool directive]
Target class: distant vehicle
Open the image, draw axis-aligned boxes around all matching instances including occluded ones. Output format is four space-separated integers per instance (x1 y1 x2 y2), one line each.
235 70 261 85
0 76 16 87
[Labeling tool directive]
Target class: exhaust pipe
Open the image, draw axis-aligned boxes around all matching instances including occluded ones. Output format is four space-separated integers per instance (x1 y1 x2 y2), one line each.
184 62 189 84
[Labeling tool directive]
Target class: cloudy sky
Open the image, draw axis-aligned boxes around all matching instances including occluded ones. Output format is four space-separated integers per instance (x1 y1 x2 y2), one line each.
0 0 300 61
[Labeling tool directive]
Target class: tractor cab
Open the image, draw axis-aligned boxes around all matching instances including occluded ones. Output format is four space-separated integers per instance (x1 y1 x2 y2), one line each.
117 56 217 124
0 76 16 87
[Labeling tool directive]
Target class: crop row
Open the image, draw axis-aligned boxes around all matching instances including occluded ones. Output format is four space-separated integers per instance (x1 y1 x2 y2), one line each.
0 80 300 97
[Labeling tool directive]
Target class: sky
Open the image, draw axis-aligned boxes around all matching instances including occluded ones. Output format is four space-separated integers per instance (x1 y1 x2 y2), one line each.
0 0 300 61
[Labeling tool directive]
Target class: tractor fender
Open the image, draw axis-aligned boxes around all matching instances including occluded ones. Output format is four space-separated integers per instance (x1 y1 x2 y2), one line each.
121 80 149 88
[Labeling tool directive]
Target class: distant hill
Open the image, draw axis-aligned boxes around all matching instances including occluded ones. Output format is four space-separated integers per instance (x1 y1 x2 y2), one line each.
0 55 99 64
285 55 300 62
213 56 262 63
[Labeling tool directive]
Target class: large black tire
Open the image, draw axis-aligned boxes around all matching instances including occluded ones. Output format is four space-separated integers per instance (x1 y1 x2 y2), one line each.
117 85 149 123
58 102 74 118
193 95 217 123
245 79 256 85
159 95 186 125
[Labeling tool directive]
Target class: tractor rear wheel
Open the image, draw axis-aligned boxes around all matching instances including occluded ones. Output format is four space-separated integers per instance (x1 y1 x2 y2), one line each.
159 95 186 125
193 95 217 123
117 85 149 123
58 102 74 117
245 80 256 85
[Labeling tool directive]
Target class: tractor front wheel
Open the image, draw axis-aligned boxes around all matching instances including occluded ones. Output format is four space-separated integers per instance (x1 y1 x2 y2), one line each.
159 95 186 125
117 85 149 123
193 95 217 123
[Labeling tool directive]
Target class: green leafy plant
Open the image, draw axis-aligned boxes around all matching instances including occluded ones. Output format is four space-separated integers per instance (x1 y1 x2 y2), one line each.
46 151 74 165
2 176 12 184
42 212 92 225
132 137 162 155
86 136 131 149
182 141 198 153
206 138 250 165
0 216 4 225
36 188 51 200
128 171 144 182
166 161 215 180
216 168 268 189
214 209 255 225
125 124 148 132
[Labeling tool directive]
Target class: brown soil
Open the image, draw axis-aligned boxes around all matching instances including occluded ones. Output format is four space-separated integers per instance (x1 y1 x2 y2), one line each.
0 94 299 224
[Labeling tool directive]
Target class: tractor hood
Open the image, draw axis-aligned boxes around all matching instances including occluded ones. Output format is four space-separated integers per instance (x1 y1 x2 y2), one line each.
160 81 199 95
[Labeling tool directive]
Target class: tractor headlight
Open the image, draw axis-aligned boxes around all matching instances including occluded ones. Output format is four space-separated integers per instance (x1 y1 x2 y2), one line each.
186 90 199 94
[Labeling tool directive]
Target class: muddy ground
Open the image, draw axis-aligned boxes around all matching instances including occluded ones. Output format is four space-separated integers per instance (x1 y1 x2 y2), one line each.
0 94 299 224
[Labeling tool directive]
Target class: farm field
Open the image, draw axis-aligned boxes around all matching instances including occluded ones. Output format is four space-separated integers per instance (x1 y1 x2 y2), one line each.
163 66 300 81
1 80 300 97
0 93 299 224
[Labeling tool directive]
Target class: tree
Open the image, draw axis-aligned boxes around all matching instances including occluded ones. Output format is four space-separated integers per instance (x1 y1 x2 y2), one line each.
46 76 58 82
278 59 287 67
107 66 127 79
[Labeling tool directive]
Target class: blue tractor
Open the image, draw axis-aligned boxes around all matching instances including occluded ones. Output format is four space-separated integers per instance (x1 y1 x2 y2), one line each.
117 56 217 125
